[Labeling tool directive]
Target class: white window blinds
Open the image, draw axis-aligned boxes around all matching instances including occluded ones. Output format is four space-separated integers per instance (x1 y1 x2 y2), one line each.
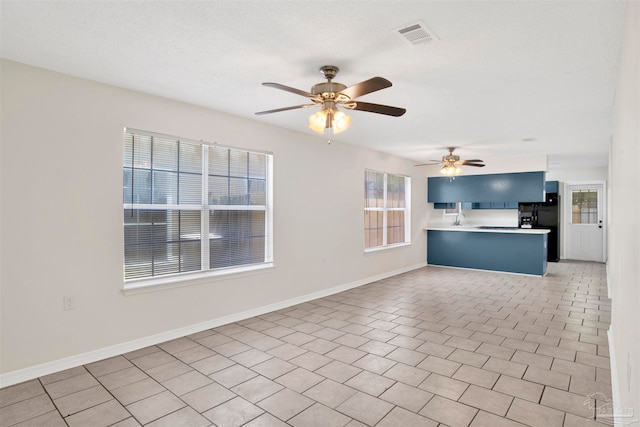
123 129 272 282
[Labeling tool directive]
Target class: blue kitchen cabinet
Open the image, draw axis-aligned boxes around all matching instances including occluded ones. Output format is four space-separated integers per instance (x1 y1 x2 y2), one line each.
545 181 559 193
428 171 546 204
427 230 548 276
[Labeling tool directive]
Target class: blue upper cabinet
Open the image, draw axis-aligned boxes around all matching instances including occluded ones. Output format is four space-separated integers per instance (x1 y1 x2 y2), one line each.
545 180 559 193
428 171 546 203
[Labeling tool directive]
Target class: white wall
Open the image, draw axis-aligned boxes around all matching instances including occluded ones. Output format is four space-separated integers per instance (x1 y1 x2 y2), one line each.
0 60 428 381
608 1 640 421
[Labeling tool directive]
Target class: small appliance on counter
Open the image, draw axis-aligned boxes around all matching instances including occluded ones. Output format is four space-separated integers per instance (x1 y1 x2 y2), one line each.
519 191 560 262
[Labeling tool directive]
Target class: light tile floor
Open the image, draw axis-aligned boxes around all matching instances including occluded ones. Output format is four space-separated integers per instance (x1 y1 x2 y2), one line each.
1 261 615 426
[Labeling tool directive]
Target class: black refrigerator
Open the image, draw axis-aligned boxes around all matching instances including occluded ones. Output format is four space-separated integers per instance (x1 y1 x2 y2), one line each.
518 193 560 262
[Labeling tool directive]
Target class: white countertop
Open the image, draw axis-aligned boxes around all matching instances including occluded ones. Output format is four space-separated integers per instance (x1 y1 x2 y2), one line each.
426 225 550 234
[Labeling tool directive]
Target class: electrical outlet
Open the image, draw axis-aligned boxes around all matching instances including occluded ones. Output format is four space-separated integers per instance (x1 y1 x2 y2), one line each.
63 296 75 311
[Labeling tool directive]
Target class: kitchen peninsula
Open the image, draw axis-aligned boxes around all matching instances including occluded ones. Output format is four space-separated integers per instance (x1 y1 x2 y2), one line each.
426 225 550 276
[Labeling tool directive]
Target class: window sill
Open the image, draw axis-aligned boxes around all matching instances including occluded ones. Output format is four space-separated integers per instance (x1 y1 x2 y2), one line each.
364 242 411 254
123 263 275 296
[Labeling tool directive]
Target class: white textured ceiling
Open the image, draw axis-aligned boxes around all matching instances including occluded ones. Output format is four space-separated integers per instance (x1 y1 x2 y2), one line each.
0 1 627 169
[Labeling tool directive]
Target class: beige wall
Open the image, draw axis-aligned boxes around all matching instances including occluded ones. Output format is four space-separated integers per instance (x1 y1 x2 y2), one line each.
0 60 428 379
609 1 640 420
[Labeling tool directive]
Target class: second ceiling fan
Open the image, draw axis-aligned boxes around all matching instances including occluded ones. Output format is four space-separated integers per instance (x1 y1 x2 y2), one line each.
416 147 485 175
255 65 406 135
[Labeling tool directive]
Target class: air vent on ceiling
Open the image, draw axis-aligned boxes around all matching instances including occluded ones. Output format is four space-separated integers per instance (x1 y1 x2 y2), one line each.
395 21 439 45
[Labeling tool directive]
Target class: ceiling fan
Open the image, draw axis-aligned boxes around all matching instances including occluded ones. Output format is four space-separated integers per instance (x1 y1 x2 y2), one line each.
255 65 406 135
416 147 485 175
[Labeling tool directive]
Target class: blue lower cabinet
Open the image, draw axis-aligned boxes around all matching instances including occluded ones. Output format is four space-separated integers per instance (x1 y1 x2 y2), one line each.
427 230 548 276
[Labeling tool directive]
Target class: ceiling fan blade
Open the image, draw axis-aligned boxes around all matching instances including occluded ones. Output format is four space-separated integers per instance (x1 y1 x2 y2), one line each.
344 101 406 117
262 82 318 99
414 162 442 167
459 159 484 164
255 104 317 115
338 77 392 100
465 163 486 167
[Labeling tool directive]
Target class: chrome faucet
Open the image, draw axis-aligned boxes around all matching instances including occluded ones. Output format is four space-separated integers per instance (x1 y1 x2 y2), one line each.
453 213 464 226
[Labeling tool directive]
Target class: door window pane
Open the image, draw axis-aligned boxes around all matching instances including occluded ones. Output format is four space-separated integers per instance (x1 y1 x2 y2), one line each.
572 190 598 224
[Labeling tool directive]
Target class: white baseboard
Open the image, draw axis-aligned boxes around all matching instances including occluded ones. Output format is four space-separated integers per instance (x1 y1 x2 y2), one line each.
606 262 622 427
426 263 545 277
0 262 427 388
607 328 622 426
606 262 611 299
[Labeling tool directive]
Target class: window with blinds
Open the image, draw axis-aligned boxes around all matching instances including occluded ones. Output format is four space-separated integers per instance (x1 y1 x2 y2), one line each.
364 170 411 250
123 129 273 283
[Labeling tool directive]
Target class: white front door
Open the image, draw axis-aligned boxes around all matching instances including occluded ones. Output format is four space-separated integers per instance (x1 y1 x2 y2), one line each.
565 183 605 262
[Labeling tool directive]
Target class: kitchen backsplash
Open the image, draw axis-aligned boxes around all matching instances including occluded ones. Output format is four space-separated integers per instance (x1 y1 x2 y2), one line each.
426 204 519 226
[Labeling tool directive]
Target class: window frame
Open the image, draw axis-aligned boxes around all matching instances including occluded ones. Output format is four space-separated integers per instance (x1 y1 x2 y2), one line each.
570 188 599 225
122 128 274 293
364 169 411 252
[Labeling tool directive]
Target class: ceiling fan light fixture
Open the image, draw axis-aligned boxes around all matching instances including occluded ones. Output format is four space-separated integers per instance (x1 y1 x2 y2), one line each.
332 110 352 134
308 107 351 135
258 66 404 136
308 109 328 134
440 164 462 176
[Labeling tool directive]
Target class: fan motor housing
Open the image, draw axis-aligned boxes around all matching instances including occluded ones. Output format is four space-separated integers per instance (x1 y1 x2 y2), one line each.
311 82 347 98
